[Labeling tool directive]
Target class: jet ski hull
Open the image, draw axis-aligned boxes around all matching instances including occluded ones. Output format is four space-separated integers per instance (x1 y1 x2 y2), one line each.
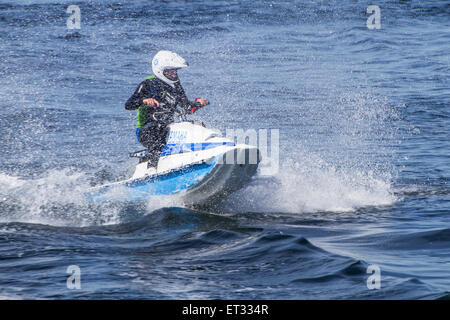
87 122 260 204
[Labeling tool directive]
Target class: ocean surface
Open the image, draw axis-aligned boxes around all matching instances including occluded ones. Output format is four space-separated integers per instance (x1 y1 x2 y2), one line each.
0 0 449 299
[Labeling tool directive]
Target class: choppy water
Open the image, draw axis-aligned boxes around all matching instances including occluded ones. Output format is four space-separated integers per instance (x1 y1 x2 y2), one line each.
0 0 449 299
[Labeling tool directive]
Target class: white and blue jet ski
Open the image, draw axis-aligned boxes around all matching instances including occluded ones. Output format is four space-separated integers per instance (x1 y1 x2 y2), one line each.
88 119 261 205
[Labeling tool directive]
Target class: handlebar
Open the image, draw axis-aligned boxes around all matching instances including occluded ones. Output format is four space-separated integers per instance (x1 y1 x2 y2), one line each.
150 102 188 123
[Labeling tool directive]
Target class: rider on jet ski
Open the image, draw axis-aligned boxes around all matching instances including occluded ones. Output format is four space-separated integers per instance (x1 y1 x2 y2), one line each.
125 50 208 168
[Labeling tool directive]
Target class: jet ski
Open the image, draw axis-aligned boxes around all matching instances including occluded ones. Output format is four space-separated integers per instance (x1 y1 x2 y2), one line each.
88 111 261 205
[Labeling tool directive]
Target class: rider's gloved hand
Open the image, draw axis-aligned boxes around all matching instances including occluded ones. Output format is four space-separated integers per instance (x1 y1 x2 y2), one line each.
194 98 208 107
190 98 209 113
142 98 160 108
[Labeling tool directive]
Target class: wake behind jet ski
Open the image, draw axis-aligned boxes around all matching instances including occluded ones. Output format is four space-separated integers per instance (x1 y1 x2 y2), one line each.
87 50 261 204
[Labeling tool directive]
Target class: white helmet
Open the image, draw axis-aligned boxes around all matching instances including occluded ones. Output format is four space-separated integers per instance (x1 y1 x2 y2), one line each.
152 50 188 87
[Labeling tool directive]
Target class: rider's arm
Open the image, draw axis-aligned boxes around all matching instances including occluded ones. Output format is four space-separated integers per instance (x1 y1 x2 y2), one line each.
125 80 158 110
176 84 208 114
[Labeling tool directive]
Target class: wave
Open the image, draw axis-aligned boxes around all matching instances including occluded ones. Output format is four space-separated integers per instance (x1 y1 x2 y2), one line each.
221 154 397 214
383 228 450 250
0 169 182 227
0 147 398 228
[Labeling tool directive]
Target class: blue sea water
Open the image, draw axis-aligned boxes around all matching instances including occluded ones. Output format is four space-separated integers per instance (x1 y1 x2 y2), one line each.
0 0 449 299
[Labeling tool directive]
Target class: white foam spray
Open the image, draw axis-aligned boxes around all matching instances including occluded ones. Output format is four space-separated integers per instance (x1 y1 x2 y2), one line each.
0 168 187 227
223 152 397 214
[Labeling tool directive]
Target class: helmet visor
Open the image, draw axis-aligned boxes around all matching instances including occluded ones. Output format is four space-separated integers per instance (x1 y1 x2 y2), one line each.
163 68 179 81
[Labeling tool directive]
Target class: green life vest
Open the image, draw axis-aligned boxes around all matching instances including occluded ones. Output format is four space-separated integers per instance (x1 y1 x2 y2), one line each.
136 75 156 128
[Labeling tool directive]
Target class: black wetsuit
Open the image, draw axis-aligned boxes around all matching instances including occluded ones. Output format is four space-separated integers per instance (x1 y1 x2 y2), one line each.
125 75 198 168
